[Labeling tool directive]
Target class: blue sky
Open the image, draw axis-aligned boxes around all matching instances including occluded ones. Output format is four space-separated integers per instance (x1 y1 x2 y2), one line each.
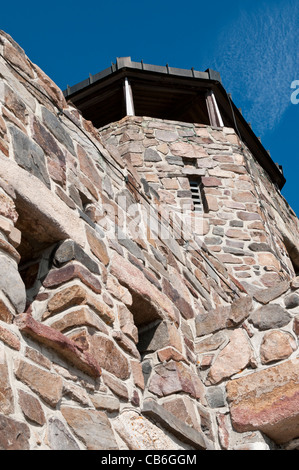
1 0 298 215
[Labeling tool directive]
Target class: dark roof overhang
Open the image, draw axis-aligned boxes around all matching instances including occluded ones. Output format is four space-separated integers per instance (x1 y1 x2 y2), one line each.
63 57 286 189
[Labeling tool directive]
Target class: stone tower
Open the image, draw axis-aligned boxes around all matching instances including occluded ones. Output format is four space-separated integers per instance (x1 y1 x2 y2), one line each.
1 33 299 450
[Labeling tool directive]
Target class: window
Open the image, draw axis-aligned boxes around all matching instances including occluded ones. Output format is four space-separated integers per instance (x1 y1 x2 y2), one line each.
189 179 204 213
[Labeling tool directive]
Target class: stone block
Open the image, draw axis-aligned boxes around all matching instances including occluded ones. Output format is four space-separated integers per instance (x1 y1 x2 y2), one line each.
41 106 75 155
90 334 130 380
3 83 27 124
113 409 186 450
130 360 145 390
3 38 34 79
0 255 26 314
49 306 109 335
148 360 205 401
0 343 14 415
15 358 63 407
285 293 299 309
144 148 162 162
0 192 18 224
46 417 80 450
43 263 102 294
112 330 140 359
18 389 46 426
170 142 200 158
101 372 129 400
0 294 14 323
9 124 51 188
44 283 114 325
195 331 228 354
86 226 110 266
249 304 292 330
32 116 65 163
201 176 222 187
163 395 202 431
90 393 120 412
205 386 226 408
61 406 118 450
195 306 231 336
142 400 211 450
15 312 102 378
53 239 100 274
253 280 289 304
226 358 299 444
228 295 252 326
0 157 86 248
206 330 253 385
137 320 182 354
162 278 194 319
157 346 185 363
260 330 297 364
0 414 30 450
107 278 132 306
77 144 102 187
155 129 178 142
257 252 281 270
248 242 272 252
0 324 20 350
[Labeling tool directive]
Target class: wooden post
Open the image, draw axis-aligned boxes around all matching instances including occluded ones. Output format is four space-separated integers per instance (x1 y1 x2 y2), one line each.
206 90 224 127
124 78 135 116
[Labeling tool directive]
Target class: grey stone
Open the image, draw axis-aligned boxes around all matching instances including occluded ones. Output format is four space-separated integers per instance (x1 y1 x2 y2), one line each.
204 236 223 246
285 293 299 309
150 245 167 269
184 269 211 305
253 280 290 305
47 417 80 450
91 394 120 412
144 148 162 162
166 156 184 166
155 130 178 142
205 386 226 408
248 242 272 252
41 106 75 155
177 190 192 198
249 304 292 330
142 360 152 385
212 227 224 236
9 125 50 188
138 321 175 353
0 255 26 313
223 246 244 256
229 220 243 227
117 228 145 261
32 116 65 163
54 239 100 274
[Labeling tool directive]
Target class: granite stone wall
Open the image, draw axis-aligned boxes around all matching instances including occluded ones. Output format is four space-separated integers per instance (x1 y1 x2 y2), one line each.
1 30 299 450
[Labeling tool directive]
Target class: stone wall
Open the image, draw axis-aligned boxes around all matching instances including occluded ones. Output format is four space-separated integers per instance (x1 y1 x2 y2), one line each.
0 30 299 450
99 117 299 289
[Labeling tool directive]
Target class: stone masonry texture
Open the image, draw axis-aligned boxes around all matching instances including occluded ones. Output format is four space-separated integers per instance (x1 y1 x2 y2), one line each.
0 30 299 450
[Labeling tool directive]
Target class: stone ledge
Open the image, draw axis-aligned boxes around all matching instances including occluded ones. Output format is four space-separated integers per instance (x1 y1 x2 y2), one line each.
15 312 101 378
142 400 213 450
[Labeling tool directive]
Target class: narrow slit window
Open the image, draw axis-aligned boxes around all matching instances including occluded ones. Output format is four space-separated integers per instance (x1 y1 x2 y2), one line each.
189 179 203 213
